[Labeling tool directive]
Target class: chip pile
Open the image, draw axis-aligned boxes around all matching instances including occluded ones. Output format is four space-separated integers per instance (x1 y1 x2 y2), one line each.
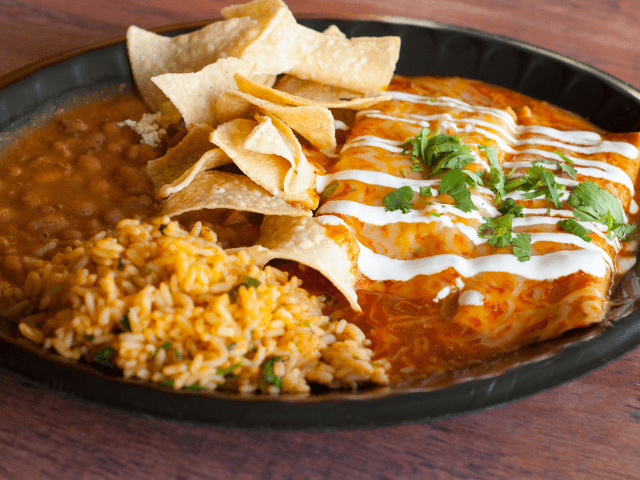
126 0 401 310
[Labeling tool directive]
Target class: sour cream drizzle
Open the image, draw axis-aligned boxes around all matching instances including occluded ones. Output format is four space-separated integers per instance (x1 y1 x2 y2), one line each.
317 213 610 281
316 89 639 282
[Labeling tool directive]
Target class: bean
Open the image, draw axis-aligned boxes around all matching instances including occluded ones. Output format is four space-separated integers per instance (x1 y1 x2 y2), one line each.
124 144 157 165
0 208 16 222
25 213 69 233
28 156 51 170
88 178 109 194
114 166 151 195
85 219 103 236
59 229 82 241
118 194 152 209
60 118 88 135
5 166 22 177
33 168 65 183
101 121 120 136
19 194 42 208
80 131 106 150
2 255 25 285
102 208 125 226
69 200 97 217
105 140 124 154
51 139 78 158
76 154 101 173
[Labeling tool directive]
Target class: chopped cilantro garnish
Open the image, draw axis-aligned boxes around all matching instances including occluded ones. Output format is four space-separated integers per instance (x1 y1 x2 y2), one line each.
479 214 514 247
419 186 432 197
402 128 476 176
304 321 311 327
261 356 283 390
227 342 237 350
186 382 207 391
428 211 442 217
158 224 167 233
438 170 477 212
117 259 125 270
241 275 261 289
120 313 131 332
321 181 339 199
384 186 414 213
497 198 524 217
159 379 175 388
93 346 117 368
84 334 94 341
567 180 636 239
558 218 593 242
412 247 421 255
512 233 531 262
49 284 62 295
534 154 577 179
479 145 506 200
217 363 242 376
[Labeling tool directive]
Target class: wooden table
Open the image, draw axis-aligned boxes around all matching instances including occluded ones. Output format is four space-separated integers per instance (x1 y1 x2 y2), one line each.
1 1 640 478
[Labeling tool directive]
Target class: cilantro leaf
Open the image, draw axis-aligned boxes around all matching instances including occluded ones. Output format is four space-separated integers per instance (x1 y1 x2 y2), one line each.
557 218 593 242
321 181 339 199
512 233 531 262
479 214 513 247
217 362 242 376
120 313 131 332
419 186 432 197
384 186 414 213
402 128 476 176
533 152 577 179
479 145 506 199
567 181 634 239
241 275 260 289
93 346 117 369
497 198 524 217
517 165 563 210
438 170 477 212
261 356 283 390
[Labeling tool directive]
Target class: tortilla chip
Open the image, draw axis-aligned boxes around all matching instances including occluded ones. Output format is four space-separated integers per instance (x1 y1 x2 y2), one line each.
235 73 391 110
146 124 216 190
152 58 259 127
158 149 232 199
127 17 259 111
286 25 400 94
159 170 311 218
247 114 316 195
224 91 336 151
221 0 302 74
210 119 317 207
322 25 347 38
258 215 361 311
215 91 254 125
274 75 364 103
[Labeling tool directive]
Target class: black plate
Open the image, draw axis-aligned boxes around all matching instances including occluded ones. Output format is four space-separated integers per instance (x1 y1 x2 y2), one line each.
1 17 640 430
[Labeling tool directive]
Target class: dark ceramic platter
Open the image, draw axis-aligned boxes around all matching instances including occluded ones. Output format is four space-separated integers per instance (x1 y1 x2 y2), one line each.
1 17 640 430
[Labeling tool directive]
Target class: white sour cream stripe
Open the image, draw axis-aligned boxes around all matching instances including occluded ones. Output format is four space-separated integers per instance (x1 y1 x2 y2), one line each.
356 242 609 281
317 200 615 267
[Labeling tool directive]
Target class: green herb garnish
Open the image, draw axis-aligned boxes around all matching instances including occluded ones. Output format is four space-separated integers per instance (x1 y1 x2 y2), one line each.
186 382 206 391
216 363 242 376
383 186 414 213
117 259 125 270
49 284 62 295
158 224 167 233
321 181 339 199
567 180 636 239
159 379 175 388
438 169 477 212
93 346 117 368
261 356 283 390
558 218 593 242
120 313 131 332
512 233 531 262
241 275 260 289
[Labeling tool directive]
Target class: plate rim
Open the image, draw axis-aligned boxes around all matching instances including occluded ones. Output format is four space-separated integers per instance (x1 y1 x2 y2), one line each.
0 16 639 430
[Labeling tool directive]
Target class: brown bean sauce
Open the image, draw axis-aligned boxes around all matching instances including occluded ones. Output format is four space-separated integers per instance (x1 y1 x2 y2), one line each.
0 94 159 284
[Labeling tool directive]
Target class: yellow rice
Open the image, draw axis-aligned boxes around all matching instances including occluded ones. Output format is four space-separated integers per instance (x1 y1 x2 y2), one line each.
7 217 388 394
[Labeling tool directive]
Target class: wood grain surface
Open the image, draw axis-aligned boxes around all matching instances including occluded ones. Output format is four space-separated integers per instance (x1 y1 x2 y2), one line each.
1 1 640 479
